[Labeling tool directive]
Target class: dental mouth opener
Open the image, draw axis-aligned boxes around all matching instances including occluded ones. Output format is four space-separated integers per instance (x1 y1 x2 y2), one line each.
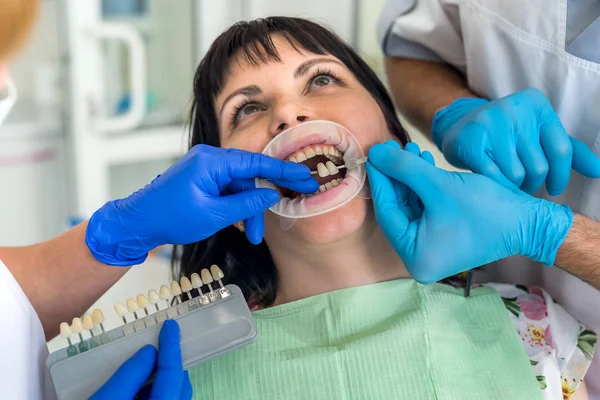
310 156 368 175
47 265 257 400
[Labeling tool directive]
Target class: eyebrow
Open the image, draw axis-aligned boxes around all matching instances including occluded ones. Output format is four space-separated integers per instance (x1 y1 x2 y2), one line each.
219 58 344 116
294 58 344 78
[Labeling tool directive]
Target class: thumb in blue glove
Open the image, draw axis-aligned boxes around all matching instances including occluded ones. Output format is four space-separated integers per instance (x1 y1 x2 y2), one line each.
367 142 573 284
90 320 192 400
86 145 319 266
432 89 600 196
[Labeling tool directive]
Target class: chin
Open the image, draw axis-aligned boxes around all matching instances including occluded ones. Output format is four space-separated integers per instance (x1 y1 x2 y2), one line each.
264 197 371 246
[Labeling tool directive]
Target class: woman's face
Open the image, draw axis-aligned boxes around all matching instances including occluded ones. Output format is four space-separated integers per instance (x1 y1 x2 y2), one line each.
215 34 394 245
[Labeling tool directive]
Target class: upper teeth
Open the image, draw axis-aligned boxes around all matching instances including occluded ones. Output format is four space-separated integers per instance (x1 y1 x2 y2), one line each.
287 144 342 163
317 161 340 177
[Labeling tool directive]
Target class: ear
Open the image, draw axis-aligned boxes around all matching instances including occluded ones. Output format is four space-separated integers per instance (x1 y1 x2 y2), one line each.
233 221 245 232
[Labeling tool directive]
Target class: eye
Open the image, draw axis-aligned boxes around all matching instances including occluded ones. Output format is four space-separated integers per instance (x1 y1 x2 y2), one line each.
310 74 336 89
232 101 266 126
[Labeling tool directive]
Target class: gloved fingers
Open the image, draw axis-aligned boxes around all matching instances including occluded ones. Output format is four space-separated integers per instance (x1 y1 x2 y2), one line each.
469 152 520 192
368 143 443 205
516 137 549 195
366 162 412 236
226 178 318 196
570 136 600 178
151 320 185 399
490 144 526 188
222 150 313 182
420 150 435 166
369 143 418 220
243 214 265 245
268 177 319 193
403 141 421 155
219 189 280 226
90 345 157 400
384 139 402 148
180 371 193 400
540 119 573 196
401 142 430 218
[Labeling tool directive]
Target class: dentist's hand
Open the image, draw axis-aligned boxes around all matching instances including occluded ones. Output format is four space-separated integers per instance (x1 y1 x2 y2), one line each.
87 145 318 265
91 320 192 400
432 88 600 195
367 142 574 284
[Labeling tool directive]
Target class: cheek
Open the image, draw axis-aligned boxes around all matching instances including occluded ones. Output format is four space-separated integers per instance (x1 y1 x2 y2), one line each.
220 125 271 153
315 91 394 152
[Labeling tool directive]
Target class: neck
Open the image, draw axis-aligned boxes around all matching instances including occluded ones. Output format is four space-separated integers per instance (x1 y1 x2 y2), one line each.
269 215 409 306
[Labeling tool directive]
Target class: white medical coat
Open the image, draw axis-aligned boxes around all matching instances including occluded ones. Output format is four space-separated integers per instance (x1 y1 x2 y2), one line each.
0 259 54 399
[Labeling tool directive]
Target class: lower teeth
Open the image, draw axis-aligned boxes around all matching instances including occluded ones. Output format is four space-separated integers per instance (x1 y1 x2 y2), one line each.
302 178 343 197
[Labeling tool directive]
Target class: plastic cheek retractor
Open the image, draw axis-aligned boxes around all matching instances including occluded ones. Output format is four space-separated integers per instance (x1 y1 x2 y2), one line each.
255 120 367 229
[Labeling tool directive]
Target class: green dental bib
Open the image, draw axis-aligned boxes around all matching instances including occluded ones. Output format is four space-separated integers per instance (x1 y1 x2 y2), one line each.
190 280 541 400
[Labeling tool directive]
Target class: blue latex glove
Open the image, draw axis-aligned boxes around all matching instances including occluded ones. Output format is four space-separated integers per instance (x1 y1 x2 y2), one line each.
367 141 574 284
86 145 318 265
91 320 192 400
432 88 600 196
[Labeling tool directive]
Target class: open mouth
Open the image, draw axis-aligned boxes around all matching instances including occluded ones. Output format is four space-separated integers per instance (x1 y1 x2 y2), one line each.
255 120 367 219
282 143 346 199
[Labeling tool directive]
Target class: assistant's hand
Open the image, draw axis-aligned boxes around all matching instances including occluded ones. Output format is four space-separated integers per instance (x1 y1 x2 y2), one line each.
86 145 319 265
91 320 192 400
432 89 600 195
367 142 574 284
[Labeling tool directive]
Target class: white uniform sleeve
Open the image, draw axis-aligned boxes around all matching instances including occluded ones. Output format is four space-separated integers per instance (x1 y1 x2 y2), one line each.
377 0 467 70
0 259 54 400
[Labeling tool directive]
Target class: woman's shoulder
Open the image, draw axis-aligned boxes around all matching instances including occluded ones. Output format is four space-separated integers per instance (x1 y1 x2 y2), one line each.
481 282 597 399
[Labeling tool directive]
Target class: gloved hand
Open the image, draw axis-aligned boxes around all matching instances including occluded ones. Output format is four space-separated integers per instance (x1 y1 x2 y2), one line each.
432 88 600 196
367 141 574 284
86 145 318 265
91 320 192 400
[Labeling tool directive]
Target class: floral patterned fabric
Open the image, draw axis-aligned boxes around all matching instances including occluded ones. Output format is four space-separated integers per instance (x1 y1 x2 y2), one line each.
482 283 597 400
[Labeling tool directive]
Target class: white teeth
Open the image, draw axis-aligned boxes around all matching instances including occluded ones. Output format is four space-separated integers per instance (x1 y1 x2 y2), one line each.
82 314 94 331
92 309 105 324
114 302 127 317
322 146 330 155
317 163 329 177
136 294 149 308
148 290 160 304
180 277 193 293
315 146 323 155
170 281 182 296
60 322 71 338
210 264 225 280
296 152 307 162
319 185 326 193
289 156 297 163
71 318 83 334
331 178 340 187
191 273 203 289
126 298 139 313
325 182 333 190
305 148 316 158
325 161 339 175
201 269 214 284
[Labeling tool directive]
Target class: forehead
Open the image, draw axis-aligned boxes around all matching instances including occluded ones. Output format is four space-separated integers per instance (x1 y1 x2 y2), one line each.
218 35 338 97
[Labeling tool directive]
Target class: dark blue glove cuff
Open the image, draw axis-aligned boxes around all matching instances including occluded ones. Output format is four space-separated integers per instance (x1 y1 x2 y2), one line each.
431 97 489 150
86 201 150 267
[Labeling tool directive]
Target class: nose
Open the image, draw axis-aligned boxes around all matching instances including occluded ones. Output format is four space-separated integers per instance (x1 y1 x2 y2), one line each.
269 101 312 136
